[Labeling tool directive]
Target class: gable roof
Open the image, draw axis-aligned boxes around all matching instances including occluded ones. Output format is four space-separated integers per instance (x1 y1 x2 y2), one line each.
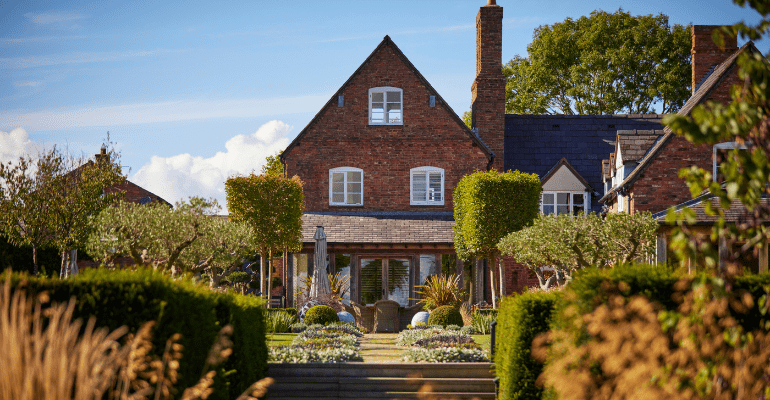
541 157 593 191
504 114 664 212
652 192 770 226
616 129 666 164
600 42 760 203
280 35 493 161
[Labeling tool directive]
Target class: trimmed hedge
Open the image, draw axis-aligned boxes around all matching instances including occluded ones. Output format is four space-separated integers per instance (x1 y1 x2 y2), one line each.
495 291 559 400
2 268 267 400
428 305 463 327
472 308 498 319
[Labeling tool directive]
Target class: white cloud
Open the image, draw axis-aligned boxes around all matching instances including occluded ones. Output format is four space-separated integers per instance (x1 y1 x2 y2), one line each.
25 12 88 25
0 94 328 130
0 48 185 69
0 128 40 165
14 81 42 87
130 120 293 213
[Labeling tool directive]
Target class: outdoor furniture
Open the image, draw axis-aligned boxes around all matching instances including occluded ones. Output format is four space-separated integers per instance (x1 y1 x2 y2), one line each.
399 302 426 331
347 301 375 332
374 300 400 333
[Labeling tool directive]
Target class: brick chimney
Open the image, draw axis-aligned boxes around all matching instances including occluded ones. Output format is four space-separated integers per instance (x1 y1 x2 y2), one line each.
471 0 505 171
691 25 738 94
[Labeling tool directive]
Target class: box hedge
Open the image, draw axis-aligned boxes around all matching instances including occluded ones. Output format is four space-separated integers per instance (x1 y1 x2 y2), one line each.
495 291 559 400
2 268 267 400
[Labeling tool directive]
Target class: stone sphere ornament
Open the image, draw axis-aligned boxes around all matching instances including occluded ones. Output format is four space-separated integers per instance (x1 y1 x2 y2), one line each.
411 311 430 327
337 311 355 324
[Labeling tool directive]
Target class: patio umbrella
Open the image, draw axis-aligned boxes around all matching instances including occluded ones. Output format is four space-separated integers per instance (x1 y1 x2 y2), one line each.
309 226 331 299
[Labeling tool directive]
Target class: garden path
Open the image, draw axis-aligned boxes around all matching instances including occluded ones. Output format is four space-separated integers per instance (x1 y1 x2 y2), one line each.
357 333 402 363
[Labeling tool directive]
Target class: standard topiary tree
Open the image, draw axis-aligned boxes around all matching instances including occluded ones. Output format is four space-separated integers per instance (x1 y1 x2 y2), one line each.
428 305 463 327
304 305 339 326
454 169 541 307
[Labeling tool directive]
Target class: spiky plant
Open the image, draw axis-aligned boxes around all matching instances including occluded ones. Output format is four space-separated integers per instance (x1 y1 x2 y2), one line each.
413 274 466 311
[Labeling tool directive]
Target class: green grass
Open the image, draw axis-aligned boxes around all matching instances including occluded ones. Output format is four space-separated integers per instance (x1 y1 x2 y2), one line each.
472 334 492 352
266 333 296 348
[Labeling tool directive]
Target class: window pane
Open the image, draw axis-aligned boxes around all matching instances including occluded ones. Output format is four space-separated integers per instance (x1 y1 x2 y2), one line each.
347 193 361 205
573 205 585 215
332 182 344 193
332 193 344 203
428 173 442 201
372 92 384 102
360 259 382 305
388 259 410 306
542 193 554 204
543 205 555 214
557 193 570 205
332 173 344 183
557 205 570 215
348 171 362 183
347 182 361 194
386 105 401 123
386 91 401 102
574 193 584 204
412 173 426 201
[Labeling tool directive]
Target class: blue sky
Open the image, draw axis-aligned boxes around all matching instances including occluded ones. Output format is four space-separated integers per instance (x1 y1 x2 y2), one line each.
1 0 767 211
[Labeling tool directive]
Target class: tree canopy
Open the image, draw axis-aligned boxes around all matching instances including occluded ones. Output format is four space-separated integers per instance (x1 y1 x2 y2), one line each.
663 1 770 269
505 9 691 115
225 173 304 298
498 212 657 289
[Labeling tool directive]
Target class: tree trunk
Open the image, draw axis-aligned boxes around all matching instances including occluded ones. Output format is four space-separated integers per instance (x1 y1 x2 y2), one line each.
489 257 497 308
468 259 476 305
59 250 68 279
32 245 39 276
70 249 78 276
498 258 505 298
260 253 266 299
266 249 273 308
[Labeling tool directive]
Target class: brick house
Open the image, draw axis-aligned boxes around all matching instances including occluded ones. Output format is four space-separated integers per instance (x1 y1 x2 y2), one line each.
597 26 768 272
280 32 493 311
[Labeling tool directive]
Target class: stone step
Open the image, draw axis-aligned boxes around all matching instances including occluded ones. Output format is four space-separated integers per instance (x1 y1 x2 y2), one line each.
270 377 495 393
266 392 495 400
267 362 495 379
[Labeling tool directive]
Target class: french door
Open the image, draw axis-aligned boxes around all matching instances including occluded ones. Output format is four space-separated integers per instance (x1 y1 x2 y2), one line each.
359 257 411 306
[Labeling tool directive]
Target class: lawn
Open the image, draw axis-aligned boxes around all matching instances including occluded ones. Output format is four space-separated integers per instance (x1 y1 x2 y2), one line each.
266 333 296 347
472 334 492 352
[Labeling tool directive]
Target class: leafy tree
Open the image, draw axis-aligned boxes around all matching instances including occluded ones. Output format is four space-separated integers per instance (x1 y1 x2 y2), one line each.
261 151 284 176
86 197 217 274
454 169 541 307
47 148 125 278
225 173 304 300
0 149 61 275
498 212 657 289
663 2 770 269
505 9 691 115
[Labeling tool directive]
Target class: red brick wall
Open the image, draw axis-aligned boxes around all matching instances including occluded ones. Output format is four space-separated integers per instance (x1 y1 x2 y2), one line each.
502 256 541 294
284 41 489 212
472 4 505 172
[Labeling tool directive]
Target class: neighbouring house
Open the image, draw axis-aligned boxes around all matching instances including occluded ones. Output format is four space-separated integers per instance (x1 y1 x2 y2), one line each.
597 26 768 272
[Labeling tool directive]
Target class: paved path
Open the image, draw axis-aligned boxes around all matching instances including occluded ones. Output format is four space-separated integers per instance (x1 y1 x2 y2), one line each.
358 333 402 363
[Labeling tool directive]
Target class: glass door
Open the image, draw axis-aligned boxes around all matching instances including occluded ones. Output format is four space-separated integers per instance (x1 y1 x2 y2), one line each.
359 257 411 306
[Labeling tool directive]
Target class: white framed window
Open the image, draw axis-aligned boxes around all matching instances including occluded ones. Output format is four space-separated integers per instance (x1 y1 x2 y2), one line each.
410 167 444 205
713 141 750 182
369 87 402 125
541 191 587 216
329 167 363 206
618 193 625 212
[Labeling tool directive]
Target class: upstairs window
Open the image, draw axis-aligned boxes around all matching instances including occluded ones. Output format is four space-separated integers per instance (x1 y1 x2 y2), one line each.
330 167 363 206
411 167 444 205
541 191 587 216
369 87 402 125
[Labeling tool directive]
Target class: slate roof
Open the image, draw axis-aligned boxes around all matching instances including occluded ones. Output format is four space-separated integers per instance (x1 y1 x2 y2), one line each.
504 114 664 213
301 212 455 244
652 194 770 225
601 42 761 203
281 35 493 162
617 130 666 163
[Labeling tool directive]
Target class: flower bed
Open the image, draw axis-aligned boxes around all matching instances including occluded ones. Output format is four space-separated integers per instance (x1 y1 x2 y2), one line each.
396 326 489 363
269 323 363 363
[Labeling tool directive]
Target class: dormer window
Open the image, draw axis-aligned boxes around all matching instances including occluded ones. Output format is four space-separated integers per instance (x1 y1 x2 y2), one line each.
410 167 444 205
330 167 363 206
369 87 402 125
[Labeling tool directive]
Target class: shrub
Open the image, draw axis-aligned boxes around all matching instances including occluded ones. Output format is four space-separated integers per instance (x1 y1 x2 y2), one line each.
264 310 297 333
413 274 465 311
290 322 307 333
428 305 463 327
495 291 559 400
472 310 498 335
402 347 488 363
304 305 339 326
460 325 477 335
0 268 267 400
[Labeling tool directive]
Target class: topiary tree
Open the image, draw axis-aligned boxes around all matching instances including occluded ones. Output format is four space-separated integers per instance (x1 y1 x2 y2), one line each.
304 305 339 326
454 169 541 307
497 212 657 290
428 305 464 327
225 173 303 301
